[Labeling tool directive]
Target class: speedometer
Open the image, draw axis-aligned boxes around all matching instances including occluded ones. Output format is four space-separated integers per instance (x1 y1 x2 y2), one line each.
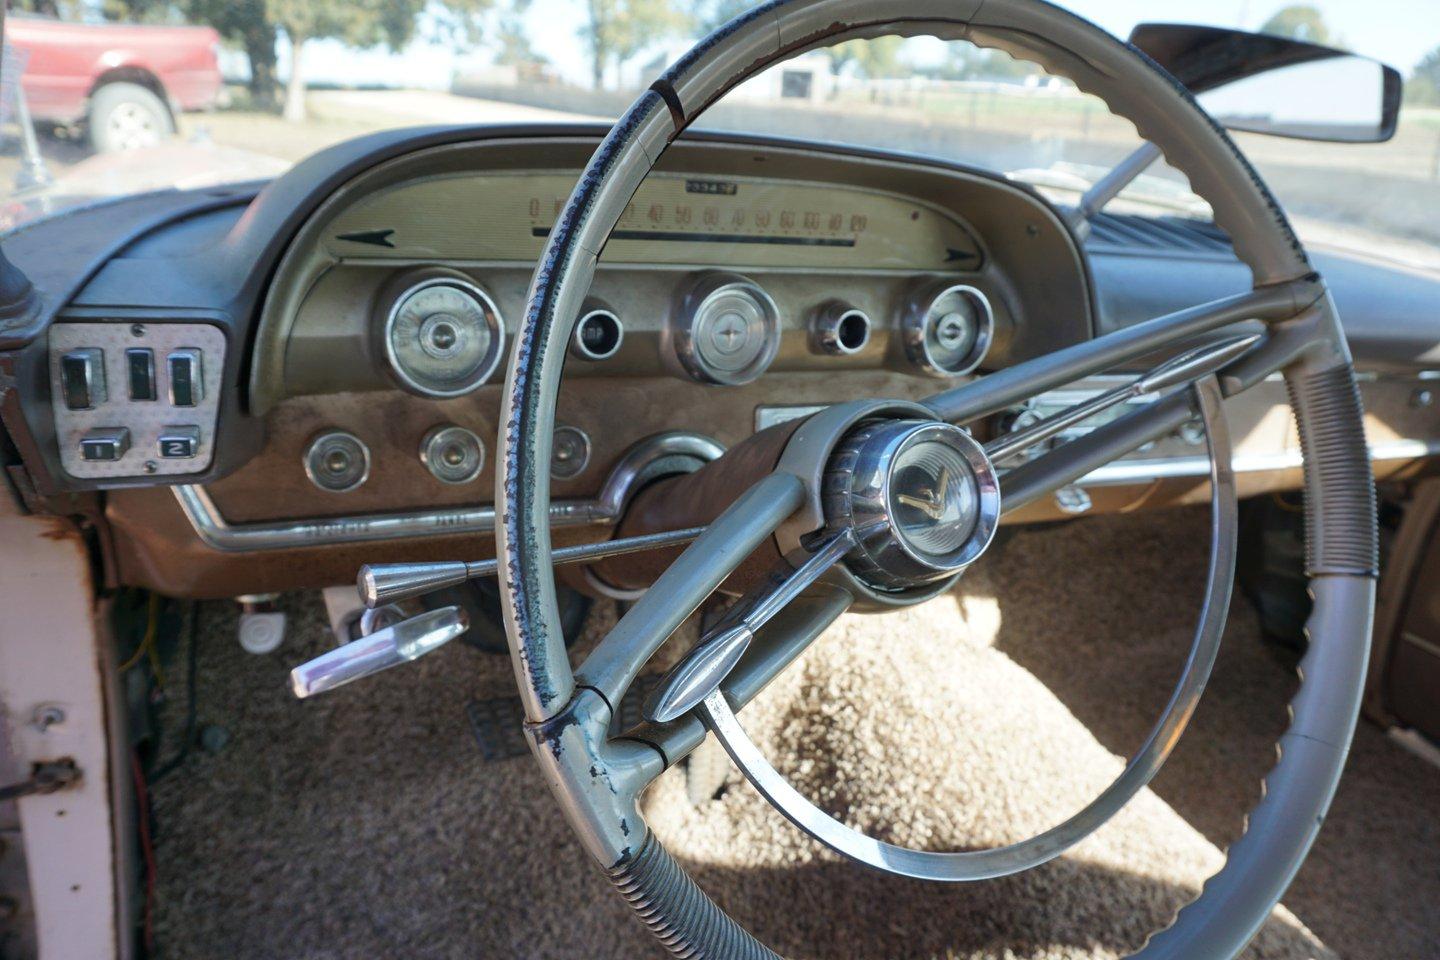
380 274 504 398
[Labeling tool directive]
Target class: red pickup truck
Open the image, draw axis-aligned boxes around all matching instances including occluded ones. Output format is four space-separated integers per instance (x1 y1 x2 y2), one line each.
6 14 222 153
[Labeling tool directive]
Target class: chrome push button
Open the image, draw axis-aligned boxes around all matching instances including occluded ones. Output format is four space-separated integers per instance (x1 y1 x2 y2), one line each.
167 348 203 406
60 348 105 410
80 426 130 462
419 424 484 484
158 425 201 459
304 430 370 492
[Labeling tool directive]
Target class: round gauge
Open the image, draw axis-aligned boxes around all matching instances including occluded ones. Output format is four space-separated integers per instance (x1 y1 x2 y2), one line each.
382 276 504 397
902 283 995 378
674 273 780 386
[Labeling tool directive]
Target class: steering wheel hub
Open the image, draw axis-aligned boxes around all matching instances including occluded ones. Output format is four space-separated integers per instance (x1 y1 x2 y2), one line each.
825 419 1001 591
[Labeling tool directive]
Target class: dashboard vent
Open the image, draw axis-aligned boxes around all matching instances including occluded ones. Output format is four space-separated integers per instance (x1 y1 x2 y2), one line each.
1085 212 1234 260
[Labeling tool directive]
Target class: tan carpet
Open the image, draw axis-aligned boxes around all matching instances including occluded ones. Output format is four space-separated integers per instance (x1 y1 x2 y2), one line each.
147 507 1438 959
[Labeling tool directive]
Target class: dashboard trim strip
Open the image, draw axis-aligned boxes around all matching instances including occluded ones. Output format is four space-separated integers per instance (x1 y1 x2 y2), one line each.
169 438 1437 553
172 431 726 553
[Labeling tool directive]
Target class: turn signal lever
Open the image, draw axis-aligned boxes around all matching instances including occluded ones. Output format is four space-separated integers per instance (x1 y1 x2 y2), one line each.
289 606 469 699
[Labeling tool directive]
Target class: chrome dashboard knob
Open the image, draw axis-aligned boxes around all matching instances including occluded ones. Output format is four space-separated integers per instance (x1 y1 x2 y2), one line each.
810 301 872 356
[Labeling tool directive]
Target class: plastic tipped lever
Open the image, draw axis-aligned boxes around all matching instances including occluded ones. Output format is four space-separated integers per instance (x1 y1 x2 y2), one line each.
289 606 468 699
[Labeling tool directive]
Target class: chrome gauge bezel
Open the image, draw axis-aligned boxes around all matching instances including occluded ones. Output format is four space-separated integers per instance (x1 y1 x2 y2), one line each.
303 429 372 493
381 275 506 398
419 424 486 485
673 272 781 386
902 282 995 379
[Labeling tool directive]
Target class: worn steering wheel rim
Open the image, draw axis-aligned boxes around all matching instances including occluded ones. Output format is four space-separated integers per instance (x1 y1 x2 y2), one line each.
497 2 1378 957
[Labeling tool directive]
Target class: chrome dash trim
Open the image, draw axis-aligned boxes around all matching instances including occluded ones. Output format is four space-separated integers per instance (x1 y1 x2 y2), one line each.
1080 438 1440 487
172 435 1434 552
174 431 725 553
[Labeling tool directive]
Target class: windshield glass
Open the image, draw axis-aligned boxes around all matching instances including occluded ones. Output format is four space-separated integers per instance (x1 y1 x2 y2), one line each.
1 0 1436 270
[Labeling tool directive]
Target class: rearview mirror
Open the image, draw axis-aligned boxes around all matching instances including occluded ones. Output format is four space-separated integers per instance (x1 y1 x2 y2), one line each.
1130 23 1402 144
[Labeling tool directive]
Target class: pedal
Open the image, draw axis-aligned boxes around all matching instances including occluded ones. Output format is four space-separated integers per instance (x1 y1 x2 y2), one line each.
465 696 529 762
237 594 285 655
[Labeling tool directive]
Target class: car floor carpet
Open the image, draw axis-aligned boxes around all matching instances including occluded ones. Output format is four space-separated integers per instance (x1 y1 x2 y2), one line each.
147 506 1439 960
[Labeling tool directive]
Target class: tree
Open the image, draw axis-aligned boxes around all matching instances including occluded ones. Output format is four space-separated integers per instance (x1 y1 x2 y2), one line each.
492 0 546 70
700 0 755 32
1259 4 1332 45
266 0 492 122
1411 46 1440 106
187 0 280 108
580 0 692 90
825 36 906 79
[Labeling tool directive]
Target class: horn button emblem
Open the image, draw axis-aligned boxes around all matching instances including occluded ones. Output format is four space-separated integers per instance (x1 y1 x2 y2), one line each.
824 420 1001 590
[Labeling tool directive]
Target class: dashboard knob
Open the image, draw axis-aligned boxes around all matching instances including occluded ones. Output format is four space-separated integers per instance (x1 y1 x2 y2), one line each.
673 273 780 386
419 424 485 484
304 430 370 492
902 283 994 378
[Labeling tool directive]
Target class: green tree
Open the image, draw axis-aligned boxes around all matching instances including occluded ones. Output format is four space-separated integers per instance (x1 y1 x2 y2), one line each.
187 0 280 108
580 0 692 90
267 0 492 122
826 36 906 79
1411 46 1440 106
1259 4 1332 45
493 0 546 69
700 0 755 32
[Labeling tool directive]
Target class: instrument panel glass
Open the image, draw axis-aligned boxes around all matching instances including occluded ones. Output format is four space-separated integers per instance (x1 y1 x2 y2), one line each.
325 171 985 271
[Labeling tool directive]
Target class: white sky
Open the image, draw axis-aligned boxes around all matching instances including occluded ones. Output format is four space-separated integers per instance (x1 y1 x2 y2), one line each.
294 1 1440 90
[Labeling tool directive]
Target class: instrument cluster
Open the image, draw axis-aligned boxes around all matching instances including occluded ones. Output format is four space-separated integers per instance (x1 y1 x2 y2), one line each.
366 265 1001 400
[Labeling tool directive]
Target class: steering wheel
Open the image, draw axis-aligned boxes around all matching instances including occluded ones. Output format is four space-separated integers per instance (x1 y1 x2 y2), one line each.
496 1 1377 956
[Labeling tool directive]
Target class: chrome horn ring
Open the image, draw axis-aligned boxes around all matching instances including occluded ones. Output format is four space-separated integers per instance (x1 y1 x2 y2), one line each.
691 376 1235 881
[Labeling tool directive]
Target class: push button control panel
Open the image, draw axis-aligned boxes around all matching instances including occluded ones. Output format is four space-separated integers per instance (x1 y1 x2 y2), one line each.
48 322 226 481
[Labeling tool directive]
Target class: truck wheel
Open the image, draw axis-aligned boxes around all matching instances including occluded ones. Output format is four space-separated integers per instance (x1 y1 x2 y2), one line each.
87 82 173 153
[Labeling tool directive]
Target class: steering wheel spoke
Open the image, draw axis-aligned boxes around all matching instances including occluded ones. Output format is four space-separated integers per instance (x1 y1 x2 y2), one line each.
577 471 806 712
924 284 1314 426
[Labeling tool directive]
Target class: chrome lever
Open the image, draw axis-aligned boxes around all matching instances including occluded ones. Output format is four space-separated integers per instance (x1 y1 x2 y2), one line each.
289 605 468 699
985 334 1259 464
357 526 706 608
644 529 855 723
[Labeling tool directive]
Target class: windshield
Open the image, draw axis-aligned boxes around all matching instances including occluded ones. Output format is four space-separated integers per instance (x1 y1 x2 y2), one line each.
1 0 1436 271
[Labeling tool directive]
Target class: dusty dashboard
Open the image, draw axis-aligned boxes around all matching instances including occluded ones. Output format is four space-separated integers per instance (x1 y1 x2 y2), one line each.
5 127 1439 599
202 136 1090 552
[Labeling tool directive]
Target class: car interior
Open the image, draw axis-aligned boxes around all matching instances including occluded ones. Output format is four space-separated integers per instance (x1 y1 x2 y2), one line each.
1 2 1438 958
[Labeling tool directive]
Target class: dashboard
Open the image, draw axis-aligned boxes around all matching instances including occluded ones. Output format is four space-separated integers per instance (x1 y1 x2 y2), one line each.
1 124 1438 600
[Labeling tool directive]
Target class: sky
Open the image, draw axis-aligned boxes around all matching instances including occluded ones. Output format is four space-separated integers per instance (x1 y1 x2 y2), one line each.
517 0 1440 84
294 1 1440 91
